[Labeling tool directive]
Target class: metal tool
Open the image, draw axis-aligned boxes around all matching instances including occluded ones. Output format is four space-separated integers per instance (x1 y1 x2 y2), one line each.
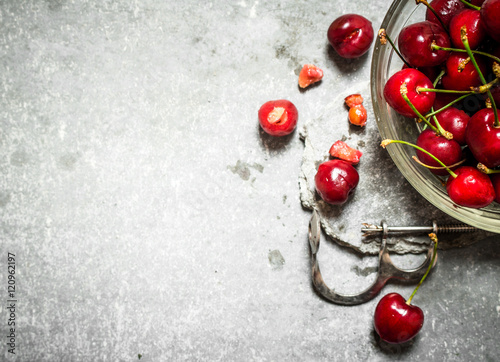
308 210 477 305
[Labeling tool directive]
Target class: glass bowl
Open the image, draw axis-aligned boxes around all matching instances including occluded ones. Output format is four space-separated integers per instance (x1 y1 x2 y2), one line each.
370 0 500 233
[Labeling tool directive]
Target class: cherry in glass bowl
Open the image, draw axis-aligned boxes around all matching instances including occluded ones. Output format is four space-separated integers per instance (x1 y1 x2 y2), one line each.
370 0 500 232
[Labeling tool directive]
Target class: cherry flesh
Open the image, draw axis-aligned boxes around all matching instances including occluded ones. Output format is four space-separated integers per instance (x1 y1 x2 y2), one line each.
441 52 487 91
383 68 436 118
465 108 500 168
425 0 465 28
298 64 323 89
446 166 495 208
373 293 424 344
416 130 463 176
258 99 298 137
430 106 470 145
481 0 500 43
327 14 374 59
398 21 450 68
449 9 486 50
345 94 368 127
329 140 363 165
314 160 359 205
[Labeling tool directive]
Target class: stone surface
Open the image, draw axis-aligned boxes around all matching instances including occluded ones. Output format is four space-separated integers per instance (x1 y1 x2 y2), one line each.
0 1 498 361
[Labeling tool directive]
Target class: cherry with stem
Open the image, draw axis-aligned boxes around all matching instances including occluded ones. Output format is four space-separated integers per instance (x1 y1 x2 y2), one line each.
460 25 500 127
381 139 496 208
373 233 438 344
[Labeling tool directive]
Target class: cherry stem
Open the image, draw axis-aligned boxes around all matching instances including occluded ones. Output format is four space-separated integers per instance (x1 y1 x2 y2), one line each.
417 87 473 95
401 86 453 138
406 233 438 306
381 139 458 178
416 0 447 30
461 26 500 128
413 156 466 170
378 29 411 68
458 0 481 10
477 163 500 174
400 85 438 129
431 43 500 64
425 93 470 118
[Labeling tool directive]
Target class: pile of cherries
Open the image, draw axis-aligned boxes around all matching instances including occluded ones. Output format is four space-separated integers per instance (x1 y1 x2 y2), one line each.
382 0 500 209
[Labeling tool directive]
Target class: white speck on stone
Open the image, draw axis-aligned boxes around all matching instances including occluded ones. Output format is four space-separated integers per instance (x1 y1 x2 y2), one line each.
249 0 258 18
268 249 285 270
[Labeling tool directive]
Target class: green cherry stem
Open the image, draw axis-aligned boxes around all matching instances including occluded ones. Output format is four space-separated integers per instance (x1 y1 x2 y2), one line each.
459 0 481 10
400 84 452 138
406 233 438 306
431 43 500 64
477 163 500 174
381 139 458 178
461 26 500 128
427 70 447 131
425 93 471 118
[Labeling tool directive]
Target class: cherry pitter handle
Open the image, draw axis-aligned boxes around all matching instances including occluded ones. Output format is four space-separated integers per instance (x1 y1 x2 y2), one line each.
308 209 477 305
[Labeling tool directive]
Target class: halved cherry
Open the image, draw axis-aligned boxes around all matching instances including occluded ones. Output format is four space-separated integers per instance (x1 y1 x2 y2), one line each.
258 99 298 136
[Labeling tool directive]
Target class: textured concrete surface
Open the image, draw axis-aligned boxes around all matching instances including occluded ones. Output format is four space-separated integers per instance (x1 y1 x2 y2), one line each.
0 0 499 361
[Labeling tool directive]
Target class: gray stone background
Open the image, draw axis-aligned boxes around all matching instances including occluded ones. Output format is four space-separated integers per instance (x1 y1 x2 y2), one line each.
0 0 499 361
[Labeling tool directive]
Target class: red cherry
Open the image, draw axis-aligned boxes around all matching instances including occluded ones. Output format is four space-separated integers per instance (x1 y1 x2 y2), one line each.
430 106 470 145
327 14 374 58
446 166 495 208
425 0 465 28
491 174 500 203
398 21 451 68
383 68 436 118
441 52 487 91
374 293 424 344
258 99 298 136
491 86 500 109
314 160 359 205
481 0 500 43
449 9 487 50
465 108 500 168
416 130 463 176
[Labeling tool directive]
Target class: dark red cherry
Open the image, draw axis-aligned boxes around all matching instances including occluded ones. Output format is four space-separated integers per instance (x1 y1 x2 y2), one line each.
374 293 424 344
416 129 463 175
446 166 495 208
465 108 500 168
327 14 374 58
441 52 487 91
491 174 500 203
449 9 487 50
430 107 470 145
314 160 359 205
384 68 436 118
491 86 500 108
398 21 451 67
481 0 500 43
426 0 465 28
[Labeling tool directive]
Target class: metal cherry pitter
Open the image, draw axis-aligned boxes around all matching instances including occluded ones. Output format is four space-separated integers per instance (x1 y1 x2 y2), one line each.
307 209 477 305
